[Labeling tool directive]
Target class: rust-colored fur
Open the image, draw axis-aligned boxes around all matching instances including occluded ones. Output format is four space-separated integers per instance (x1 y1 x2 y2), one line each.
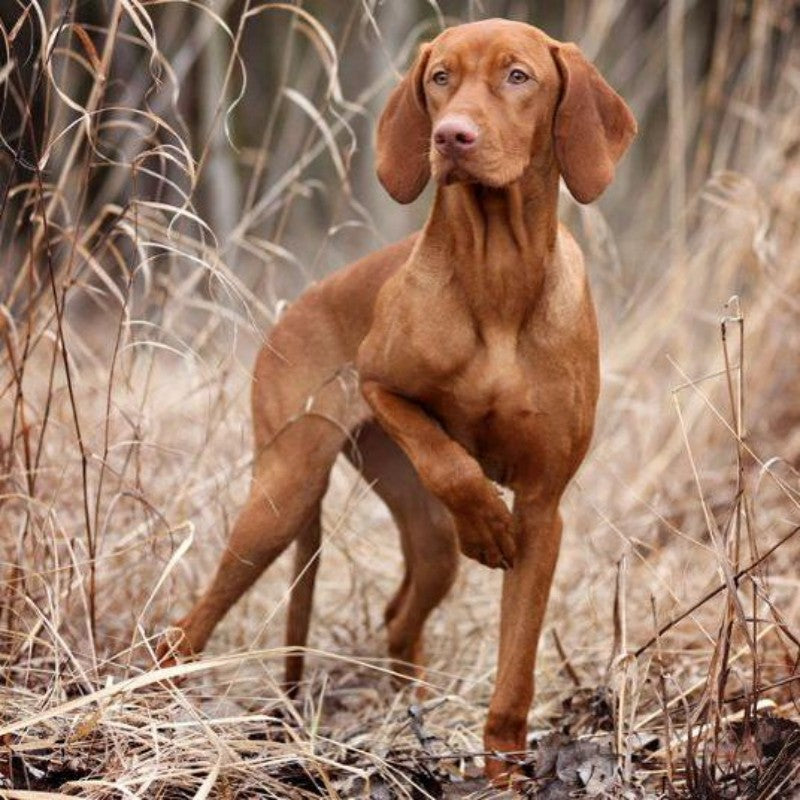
159 19 635 782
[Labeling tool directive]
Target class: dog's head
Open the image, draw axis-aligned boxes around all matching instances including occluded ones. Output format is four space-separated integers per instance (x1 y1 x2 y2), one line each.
376 19 636 205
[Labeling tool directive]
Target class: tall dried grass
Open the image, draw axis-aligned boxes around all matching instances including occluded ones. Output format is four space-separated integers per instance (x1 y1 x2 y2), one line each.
1 1 799 797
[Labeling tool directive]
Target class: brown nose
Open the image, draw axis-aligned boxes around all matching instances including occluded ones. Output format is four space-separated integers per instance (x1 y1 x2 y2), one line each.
433 115 479 156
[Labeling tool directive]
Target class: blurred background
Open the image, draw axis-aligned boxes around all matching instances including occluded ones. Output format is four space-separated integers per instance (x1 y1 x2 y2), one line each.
1 1 800 797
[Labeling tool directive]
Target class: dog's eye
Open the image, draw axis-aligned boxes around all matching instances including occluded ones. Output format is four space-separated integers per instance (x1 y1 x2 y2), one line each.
431 70 449 86
507 68 530 84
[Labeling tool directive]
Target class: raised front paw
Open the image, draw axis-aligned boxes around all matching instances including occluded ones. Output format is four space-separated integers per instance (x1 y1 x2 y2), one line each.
453 489 516 569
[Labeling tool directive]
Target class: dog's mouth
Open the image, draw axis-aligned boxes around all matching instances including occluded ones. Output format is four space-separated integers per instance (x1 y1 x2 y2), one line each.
441 163 475 185
432 151 528 189
432 154 479 186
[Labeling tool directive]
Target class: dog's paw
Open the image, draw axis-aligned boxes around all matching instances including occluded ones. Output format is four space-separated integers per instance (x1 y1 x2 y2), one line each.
155 625 194 671
454 491 516 569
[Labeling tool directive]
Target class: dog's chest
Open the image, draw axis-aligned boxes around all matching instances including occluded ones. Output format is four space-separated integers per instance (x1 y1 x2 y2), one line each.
423 326 597 479
360 253 599 480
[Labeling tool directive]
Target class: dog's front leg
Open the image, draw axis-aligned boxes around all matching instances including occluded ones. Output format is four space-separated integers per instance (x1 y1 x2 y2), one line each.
361 381 516 570
483 494 563 782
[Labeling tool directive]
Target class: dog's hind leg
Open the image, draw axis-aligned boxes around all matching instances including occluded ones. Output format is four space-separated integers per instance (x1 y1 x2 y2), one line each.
159 371 363 667
283 504 322 692
348 422 459 680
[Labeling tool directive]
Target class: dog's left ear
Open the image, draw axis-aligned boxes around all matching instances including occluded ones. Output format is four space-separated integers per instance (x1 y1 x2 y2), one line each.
551 44 637 204
375 44 432 204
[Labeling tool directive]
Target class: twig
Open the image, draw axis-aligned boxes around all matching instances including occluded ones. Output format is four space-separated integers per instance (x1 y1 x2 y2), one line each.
634 525 800 658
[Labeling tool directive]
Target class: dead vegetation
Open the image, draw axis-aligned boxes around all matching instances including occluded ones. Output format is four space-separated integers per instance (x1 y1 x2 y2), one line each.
1 1 800 797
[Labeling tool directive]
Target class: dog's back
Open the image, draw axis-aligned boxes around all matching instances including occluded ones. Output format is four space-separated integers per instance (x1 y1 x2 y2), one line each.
250 234 418 449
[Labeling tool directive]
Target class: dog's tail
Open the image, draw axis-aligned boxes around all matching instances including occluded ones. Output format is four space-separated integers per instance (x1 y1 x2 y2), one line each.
284 515 322 695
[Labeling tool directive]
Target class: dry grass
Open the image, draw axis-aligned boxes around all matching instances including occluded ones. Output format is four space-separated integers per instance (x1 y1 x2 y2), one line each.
2 1 800 797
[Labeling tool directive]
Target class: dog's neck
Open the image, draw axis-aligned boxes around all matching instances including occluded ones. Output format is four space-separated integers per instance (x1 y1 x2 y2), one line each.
419 155 560 325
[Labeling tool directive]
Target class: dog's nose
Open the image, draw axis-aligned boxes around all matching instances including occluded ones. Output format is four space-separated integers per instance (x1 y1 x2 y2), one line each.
433 116 478 156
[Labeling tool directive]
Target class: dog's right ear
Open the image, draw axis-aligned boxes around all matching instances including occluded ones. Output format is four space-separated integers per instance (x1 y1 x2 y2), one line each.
375 44 432 204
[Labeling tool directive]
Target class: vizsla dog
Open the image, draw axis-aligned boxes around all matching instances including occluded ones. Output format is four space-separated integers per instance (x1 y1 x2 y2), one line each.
159 18 635 780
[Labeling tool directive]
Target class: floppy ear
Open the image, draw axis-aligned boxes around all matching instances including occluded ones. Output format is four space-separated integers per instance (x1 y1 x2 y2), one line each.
375 44 432 204
551 43 637 204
